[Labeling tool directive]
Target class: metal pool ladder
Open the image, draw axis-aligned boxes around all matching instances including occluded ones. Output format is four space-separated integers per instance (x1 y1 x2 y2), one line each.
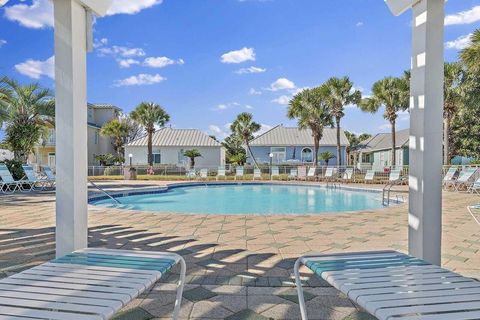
88 180 121 204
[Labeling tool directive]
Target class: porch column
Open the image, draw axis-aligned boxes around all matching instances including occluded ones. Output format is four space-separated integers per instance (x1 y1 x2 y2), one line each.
408 0 444 265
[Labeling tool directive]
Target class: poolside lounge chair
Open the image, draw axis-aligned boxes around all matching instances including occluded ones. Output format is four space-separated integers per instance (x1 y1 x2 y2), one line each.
468 205 480 225
235 166 244 180
41 166 56 188
0 248 186 320
468 177 480 194
0 164 22 193
198 168 208 181
364 169 375 184
341 168 354 183
306 167 317 181
295 250 480 320
321 167 335 182
271 166 280 180
388 169 403 183
186 169 196 180
297 166 307 181
22 165 48 191
288 168 298 180
451 168 478 191
216 167 226 180
253 168 262 180
442 167 458 189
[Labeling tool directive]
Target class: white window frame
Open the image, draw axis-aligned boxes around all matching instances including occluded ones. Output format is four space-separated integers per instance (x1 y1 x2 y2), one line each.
152 153 161 164
301 147 313 163
270 147 286 164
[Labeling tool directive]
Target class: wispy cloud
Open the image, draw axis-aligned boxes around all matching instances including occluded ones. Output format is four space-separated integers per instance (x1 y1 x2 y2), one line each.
249 88 262 95
107 0 163 15
445 33 472 50
208 124 230 140
118 59 141 68
235 66 266 74
272 95 291 105
268 78 296 91
221 47 256 64
114 74 165 87
144 56 184 68
356 21 364 27
445 6 480 26
212 102 241 111
0 40 7 48
15 56 54 80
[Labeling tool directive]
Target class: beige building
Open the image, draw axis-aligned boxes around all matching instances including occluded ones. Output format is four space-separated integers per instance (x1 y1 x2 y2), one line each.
30 103 121 169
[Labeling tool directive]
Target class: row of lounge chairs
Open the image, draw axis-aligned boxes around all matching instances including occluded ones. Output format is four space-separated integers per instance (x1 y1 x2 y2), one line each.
443 167 480 193
0 164 56 193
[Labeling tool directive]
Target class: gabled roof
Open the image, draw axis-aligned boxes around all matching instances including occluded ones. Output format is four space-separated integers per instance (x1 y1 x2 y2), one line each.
88 103 122 112
126 127 222 147
249 125 349 147
356 128 409 152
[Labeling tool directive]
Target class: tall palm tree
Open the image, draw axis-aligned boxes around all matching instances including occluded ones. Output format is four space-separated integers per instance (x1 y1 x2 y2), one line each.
460 29 480 74
230 112 261 167
0 77 54 162
443 62 464 165
130 102 170 166
323 77 362 168
360 75 409 167
100 118 131 161
287 87 333 165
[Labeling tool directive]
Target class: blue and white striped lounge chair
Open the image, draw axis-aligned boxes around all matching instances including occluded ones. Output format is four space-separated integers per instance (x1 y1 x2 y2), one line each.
288 168 298 181
235 166 244 180
42 166 56 188
0 164 22 193
364 169 375 184
0 248 186 320
452 168 478 191
253 168 262 180
271 166 280 180
198 168 208 181
468 177 480 194
442 167 458 189
295 250 480 320
22 165 47 191
216 167 226 181
306 167 317 181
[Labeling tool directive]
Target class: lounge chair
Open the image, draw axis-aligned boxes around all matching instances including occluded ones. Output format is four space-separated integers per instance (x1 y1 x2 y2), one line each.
216 167 226 181
288 168 298 180
306 167 317 181
253 168 262 180
468 205 480 225
297 166 307 181
364 169 375 184
388 169 403 183
321 167 335 182
42 166 56 188
0 248 186 320
452 168 478 191
0 164 22 193
22 165 48 191
341 168 354 183
235 166 244 180
271 166 280 180
468 177 480 194
198 168 208 181
186 169 196 180
442 167 458 189
295 250 480 320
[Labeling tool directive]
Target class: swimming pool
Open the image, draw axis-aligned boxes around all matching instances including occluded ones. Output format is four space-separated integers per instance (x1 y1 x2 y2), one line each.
91 183 385 215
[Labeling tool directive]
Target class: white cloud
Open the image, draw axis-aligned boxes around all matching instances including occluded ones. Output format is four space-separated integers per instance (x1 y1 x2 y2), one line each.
378 123 391 131
212 102 243 111
118 59 140 68
94 38 109 49
0 40 6 48
272 95 291 105
245 105 253 109
208 125 229 140
143 56 184 68
445 33 472 50
4 0 162 29
255 124 274 137
107 0 163 15
221 47 256 64
15 56 54 80
445 6 480 26
235 66 266 74
356 22 364 27
98 45 146 58
269 78 296 91
249 88 262 95
114 74 165 87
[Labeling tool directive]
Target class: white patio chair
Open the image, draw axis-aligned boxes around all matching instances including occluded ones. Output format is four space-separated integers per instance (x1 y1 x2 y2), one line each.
271 166 280 180
253 168 262 180
297 166 307 181
453 168 478 191
364 169 375 184
442 167 458 189
288 168 298 180
342 168 354 182
198 168 208 181
186 169 196 180
216 167 226 181
306 167 317 181
235 166 244 180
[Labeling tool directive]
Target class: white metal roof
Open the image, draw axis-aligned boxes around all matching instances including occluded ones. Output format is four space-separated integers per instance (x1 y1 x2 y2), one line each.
126 127 222 147
356 128 409 152
249 125 350 147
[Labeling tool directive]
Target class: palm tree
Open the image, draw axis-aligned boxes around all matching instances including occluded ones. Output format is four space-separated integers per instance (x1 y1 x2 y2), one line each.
130 102 170 166
460 29 480 74
183 149 202 168
287 87 333 165
323 77 362 168
230 112 261 167
443 62 464 165
360 75 409 167
0 77 54 162
100 119 130 161
319 151 335 166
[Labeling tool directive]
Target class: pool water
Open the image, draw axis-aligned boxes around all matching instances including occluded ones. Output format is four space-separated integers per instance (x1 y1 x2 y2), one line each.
92 184 384 215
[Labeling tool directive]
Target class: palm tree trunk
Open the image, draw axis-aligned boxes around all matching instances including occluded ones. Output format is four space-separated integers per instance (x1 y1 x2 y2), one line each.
246 142 259 168
443 117 450 165
314 136 320 166
391 121 396 168
147 129 153 166
336 117 341 168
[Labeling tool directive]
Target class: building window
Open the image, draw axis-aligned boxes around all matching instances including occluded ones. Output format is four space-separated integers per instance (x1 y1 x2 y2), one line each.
270 147 286 164
94 131 99 145
178 149 185 164
152 153 161 164
301 148 313 163
362 153 371 163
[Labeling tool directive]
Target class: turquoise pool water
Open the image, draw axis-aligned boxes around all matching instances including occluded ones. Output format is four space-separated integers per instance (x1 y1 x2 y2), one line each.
92 184 384 215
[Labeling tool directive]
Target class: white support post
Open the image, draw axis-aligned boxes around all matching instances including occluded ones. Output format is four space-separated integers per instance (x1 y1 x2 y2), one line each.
53 0 89 257
408 0 444 265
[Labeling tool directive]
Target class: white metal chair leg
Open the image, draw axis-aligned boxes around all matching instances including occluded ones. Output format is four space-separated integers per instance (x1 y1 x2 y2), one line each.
294 257 308 320
172 257 186 320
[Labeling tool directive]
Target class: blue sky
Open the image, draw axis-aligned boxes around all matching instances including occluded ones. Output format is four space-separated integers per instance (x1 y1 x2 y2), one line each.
1 0 480 140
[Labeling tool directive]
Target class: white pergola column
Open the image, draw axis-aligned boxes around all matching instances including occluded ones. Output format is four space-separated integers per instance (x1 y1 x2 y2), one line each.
53 0 111 258
407 0 444 265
